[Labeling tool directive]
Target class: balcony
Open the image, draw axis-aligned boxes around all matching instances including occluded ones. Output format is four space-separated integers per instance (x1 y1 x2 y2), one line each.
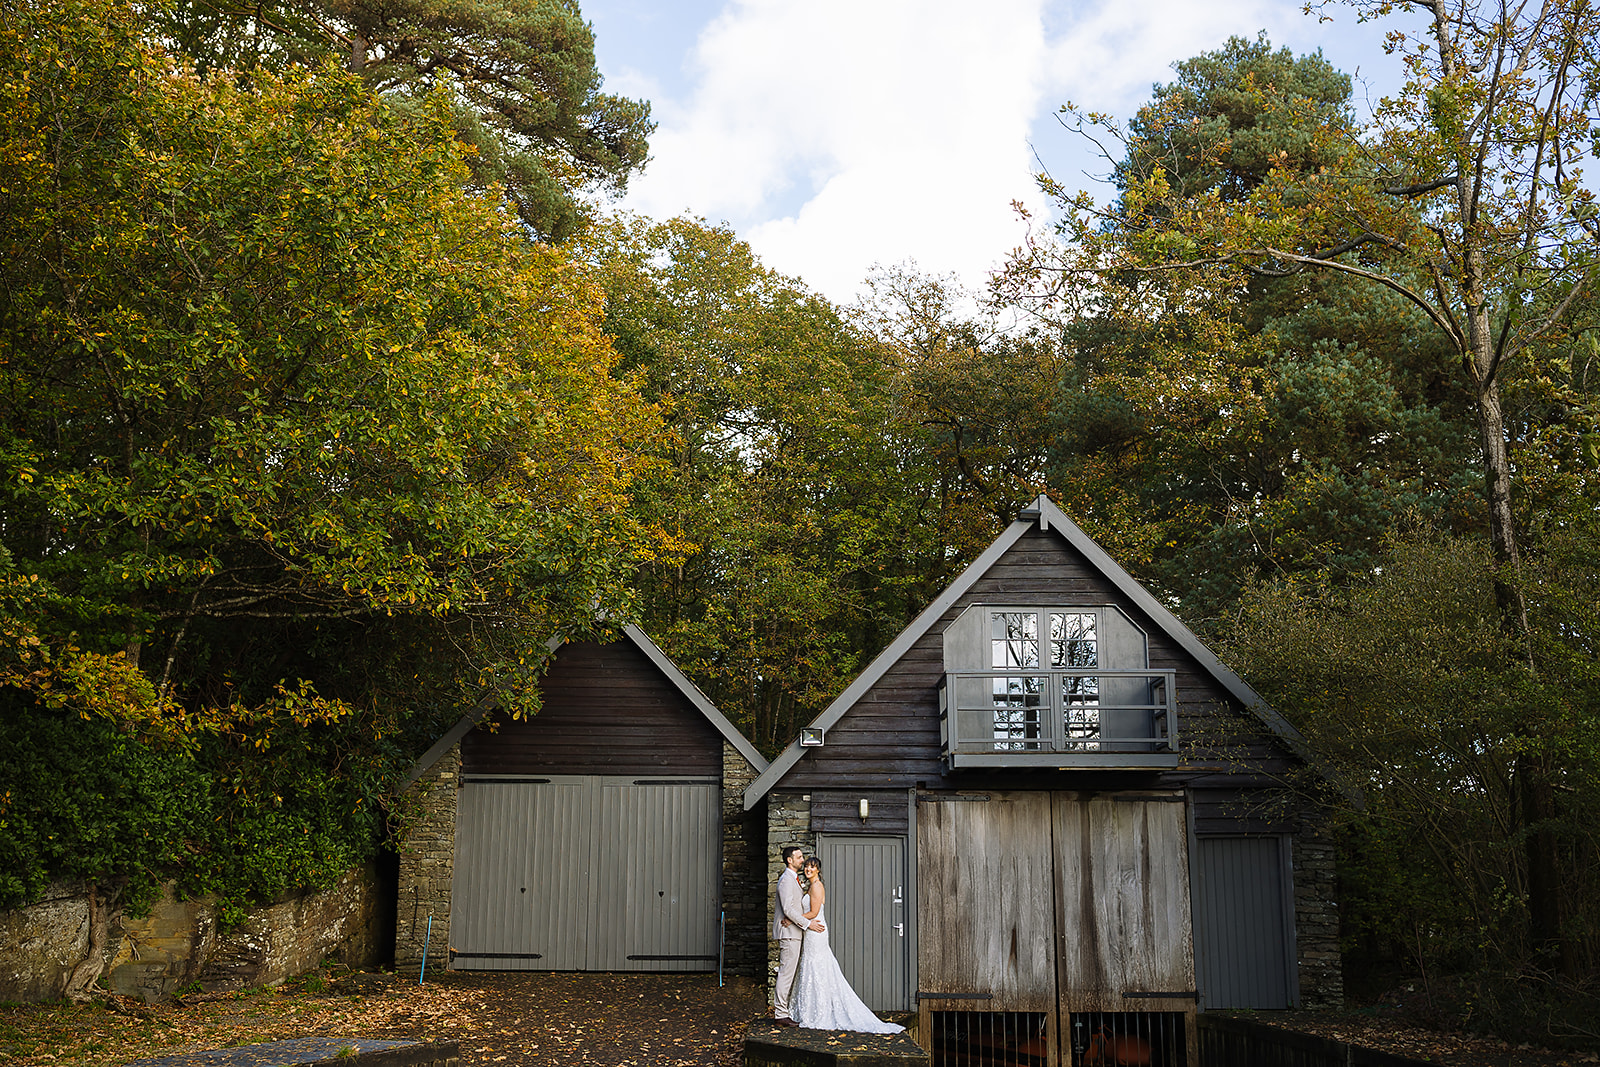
938 669 1179 770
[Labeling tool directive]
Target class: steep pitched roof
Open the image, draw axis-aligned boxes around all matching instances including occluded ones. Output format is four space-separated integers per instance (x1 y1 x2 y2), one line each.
405 623 766 784
742 494 1311 810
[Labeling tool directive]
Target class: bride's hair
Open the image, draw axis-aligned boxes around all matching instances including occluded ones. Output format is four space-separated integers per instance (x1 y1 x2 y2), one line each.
803 855 823 879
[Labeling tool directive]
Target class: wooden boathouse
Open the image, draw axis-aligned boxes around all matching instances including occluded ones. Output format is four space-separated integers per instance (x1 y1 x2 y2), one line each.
743 495 1342 1067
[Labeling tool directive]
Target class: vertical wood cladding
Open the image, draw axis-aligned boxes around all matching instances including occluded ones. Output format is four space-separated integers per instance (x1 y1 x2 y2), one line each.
460 639 723 776
779 528 1301 825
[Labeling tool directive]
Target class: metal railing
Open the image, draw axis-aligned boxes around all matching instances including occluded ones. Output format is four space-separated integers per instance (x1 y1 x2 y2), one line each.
939 669 1178 769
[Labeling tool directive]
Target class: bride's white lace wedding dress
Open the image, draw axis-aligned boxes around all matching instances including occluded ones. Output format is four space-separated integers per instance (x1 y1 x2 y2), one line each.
790 897 905 1034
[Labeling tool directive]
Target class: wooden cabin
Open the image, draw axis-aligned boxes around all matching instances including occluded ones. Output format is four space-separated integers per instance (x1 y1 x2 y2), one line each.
743 496 1341 1067
395 624 769 979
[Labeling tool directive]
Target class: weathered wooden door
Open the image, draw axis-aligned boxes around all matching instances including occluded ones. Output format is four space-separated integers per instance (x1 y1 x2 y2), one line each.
1052 793 1194 1003
816 834 909 1011
918 793 1060 1065
450 775 720 971
1054 792 1195 1065
915 790 1194 1066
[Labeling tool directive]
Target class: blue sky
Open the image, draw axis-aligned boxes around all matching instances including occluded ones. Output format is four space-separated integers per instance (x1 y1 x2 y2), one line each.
582 0 1415 306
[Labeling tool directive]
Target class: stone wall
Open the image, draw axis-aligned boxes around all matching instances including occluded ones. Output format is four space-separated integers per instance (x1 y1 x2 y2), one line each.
763 791 814 1002
0 867 383 1004
1292 816 1344 1009
0 883 102 1003
722 741 766 977
394 745 459 975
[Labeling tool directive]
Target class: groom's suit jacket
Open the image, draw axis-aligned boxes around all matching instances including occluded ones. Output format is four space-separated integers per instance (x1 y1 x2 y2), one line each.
772 868 808 941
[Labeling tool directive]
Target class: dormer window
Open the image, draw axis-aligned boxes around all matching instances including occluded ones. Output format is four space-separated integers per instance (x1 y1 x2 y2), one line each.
941 604 1178 770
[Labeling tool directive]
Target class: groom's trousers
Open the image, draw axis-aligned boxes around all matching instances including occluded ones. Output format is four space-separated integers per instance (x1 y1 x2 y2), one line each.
774 937 803 1018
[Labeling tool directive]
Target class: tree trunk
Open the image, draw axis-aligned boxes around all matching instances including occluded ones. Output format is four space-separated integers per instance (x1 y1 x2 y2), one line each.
1471 345 1568 971
62 884 112 1002
1471 376 1534 662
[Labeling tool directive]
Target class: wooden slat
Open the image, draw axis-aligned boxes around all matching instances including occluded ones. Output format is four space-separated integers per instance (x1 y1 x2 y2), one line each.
461 639 723 776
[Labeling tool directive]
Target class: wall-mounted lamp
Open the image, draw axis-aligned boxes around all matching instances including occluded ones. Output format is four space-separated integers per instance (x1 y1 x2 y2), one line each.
858 798 870 821
800 727 824 747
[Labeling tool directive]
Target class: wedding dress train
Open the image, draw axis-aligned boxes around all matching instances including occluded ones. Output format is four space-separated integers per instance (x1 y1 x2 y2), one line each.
789 903 904 1034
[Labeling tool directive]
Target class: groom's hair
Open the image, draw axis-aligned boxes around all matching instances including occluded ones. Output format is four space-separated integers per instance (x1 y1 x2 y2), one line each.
781 845 803 863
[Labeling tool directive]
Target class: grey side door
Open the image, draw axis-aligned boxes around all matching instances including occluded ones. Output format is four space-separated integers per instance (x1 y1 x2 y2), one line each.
816 834 909 1011
1191 835 1297 1008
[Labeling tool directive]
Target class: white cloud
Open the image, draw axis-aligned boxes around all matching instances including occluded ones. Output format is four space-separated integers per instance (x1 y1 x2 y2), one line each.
621 0 1052 302
610 0 1400 305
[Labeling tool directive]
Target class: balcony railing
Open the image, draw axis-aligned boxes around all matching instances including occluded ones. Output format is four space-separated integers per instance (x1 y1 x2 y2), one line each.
938 669 1179 770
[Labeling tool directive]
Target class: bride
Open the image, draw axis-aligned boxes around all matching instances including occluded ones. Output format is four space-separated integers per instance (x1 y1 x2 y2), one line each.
789 856 905 1034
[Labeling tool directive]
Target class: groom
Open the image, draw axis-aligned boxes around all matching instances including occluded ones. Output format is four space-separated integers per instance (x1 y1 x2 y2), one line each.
771 844 824 1025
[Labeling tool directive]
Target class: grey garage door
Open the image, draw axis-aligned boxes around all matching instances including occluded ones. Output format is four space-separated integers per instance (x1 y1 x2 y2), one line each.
450 774 721 971
1192 836 1297 1008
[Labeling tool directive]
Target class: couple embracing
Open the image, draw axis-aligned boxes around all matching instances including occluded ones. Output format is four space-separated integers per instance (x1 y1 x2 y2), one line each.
770 845 904 1034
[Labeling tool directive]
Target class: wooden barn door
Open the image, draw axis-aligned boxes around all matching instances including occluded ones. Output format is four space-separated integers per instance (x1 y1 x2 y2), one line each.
917 793 1060 1066
1053 792 1195 1066
914 791 1195 1066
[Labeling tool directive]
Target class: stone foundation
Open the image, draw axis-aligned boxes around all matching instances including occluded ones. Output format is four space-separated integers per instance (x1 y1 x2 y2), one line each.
0 866 383 1004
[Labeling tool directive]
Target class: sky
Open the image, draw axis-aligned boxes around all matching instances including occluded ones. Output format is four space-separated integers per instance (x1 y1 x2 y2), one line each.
582 0 1415 307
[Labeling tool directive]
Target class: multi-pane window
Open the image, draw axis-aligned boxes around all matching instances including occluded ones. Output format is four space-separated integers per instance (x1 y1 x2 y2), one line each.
990 610 1100 750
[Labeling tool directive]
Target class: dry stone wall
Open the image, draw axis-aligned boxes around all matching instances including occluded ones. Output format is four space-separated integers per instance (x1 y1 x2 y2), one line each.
722 741 766 977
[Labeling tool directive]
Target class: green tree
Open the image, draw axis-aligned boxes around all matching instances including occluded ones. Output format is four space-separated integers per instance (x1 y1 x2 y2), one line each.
1222 526 1600 1020
0 0 663 985
1019 6 1599 642
1111 33 1355 202
585 219 986 750
1005 37 1482 617
145 0 652 241
856 266 1062 533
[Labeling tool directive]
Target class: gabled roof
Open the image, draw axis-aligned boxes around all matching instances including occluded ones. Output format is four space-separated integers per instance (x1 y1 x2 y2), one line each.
742 494 1312 810
405 623 766 784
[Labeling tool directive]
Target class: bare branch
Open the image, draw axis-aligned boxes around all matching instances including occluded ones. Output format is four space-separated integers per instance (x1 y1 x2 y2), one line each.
1381 175 1461 197
1090 247 1469 354
1306 232 1408 260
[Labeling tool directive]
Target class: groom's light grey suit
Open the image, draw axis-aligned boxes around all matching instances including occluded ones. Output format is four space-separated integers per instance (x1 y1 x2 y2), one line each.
771 867 810 1020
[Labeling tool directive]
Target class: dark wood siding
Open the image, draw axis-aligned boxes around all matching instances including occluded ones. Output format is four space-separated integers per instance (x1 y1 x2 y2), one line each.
809 790 911 834
460 639 723 776
779 528 1302 830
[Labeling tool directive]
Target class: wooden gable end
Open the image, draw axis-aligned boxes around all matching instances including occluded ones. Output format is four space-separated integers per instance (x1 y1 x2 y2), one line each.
778 527 1301 809
460 638 724 777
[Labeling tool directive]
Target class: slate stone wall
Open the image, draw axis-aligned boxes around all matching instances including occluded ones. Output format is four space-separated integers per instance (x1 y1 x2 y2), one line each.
394 745 459 975
1293 816 1344 1009
763 791 814 1003
722 741 766 977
